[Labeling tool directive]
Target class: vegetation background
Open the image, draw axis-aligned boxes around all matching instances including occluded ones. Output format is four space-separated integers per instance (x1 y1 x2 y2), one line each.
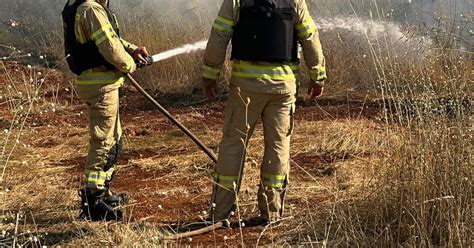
0 0 472 246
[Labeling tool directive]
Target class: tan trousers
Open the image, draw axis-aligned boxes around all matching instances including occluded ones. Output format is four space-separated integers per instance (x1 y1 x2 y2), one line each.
76 83 122 192
211 87 296 221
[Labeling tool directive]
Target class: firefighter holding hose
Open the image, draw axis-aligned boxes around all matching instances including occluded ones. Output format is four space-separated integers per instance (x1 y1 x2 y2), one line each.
202 0 327 225
62 0 148 221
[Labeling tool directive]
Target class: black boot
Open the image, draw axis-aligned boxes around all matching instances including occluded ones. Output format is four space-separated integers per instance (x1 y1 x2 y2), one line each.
104 190 129 207
78 189 124 221
104 175 128 207
244 216 271 227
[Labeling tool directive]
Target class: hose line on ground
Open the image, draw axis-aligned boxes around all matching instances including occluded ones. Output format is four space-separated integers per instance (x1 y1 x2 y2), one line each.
125 74 218 164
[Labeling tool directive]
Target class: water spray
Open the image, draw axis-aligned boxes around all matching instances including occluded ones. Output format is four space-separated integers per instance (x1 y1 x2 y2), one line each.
137 39 208 67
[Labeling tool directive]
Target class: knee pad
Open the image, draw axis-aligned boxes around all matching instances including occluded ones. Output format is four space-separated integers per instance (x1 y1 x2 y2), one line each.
104 139 122 171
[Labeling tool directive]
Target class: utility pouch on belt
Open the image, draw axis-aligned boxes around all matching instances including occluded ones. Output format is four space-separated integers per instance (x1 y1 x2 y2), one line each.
231 0 298 63
62 0 120 75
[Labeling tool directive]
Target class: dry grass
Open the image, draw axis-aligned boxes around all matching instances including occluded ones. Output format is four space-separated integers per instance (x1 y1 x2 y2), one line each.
1 0 472 246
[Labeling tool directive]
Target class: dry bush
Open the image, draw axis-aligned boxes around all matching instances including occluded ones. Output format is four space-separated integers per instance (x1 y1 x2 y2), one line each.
298 4 472 246
321 116 472 246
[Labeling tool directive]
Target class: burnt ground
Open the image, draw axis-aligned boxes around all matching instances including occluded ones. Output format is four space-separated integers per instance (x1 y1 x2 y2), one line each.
1 62 384 245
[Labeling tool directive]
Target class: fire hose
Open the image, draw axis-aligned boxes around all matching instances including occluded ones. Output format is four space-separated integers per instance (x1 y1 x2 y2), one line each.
125 72 223 239
125 74 217 164
126 43 240 236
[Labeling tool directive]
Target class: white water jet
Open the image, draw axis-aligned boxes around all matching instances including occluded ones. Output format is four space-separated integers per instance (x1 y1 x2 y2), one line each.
315 17 434 59
149 17 435 63
316 17 432 46
151 40 208 63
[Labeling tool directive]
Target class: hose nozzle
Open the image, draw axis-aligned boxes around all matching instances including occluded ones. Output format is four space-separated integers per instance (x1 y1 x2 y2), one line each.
136 56 153 68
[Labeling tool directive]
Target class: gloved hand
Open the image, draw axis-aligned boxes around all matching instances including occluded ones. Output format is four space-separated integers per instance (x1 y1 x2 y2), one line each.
308 81 324 100
202 78 218 102
132 47 149 65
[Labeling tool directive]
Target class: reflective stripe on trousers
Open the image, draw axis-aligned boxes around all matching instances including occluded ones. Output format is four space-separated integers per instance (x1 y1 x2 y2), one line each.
213 172 239 190
261 172 286 188
85 168 114 189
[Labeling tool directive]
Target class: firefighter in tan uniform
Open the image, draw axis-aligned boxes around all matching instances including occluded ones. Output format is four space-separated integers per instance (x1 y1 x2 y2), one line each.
62 0 148 220
202 0 326 224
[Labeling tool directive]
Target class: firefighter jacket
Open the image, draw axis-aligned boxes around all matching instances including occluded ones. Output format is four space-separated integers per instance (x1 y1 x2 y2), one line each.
202 0 327 95
70 0 137 86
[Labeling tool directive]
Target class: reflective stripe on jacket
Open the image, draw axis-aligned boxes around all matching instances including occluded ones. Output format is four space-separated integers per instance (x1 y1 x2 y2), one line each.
76 69 125 85
232 61 300 81
73 0 137 85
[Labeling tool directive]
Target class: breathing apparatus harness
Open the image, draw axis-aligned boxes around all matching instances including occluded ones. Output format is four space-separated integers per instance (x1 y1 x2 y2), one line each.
231 0 299 63
62 0 120 75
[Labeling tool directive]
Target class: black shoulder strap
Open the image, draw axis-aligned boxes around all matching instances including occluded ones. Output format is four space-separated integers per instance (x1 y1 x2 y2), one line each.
72 0 87 8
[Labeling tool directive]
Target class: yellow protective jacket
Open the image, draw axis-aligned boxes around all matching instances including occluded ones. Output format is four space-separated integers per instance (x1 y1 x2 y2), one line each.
202 0 327 94
70 0 137 86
